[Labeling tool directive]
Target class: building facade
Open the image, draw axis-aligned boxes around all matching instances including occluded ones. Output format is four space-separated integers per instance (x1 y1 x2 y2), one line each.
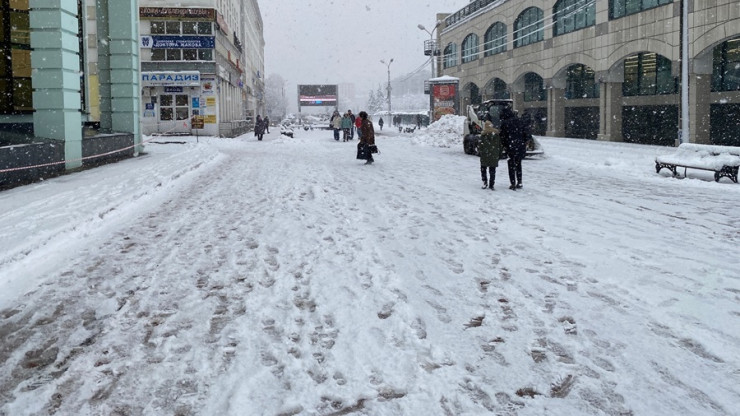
138 0 264 137
436 0 740 146
1 0 141 187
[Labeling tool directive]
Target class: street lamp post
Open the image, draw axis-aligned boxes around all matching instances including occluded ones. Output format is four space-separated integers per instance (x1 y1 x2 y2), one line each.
380 58 393 124
418 22 440 78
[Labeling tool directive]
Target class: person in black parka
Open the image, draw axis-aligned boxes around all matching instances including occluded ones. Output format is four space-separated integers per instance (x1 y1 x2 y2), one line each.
500 107 528 190
255 115 265 141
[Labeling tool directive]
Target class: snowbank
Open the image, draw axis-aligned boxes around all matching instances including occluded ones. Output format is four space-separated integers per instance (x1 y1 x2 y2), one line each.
411 115 466 148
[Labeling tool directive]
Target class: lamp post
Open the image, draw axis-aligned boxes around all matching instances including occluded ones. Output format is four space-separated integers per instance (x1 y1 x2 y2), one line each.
380 58 393 123
418 22 440 78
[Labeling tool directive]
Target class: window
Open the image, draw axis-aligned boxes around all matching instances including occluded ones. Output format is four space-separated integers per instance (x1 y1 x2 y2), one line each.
554 0 595 36
515 8 544 48
484 23 506 57
1 0 32 113
565 64 599 99
485 78 510 99
165 21 181 34
444 43 458 68
622 53 676 96
462 33 479 64
712 37 740 92
524 73 546 102
610 0 672 19
151 21 165 34
166 49 182 61
198 22 213 35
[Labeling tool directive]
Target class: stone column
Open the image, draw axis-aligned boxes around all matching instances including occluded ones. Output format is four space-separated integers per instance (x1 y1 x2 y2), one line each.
30 0 83 169
546 88 565 137
96 0 112 132
597 82 623 142
98 0 142 153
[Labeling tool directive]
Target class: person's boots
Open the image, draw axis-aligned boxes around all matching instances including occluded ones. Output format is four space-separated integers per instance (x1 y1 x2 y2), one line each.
481 180 488 189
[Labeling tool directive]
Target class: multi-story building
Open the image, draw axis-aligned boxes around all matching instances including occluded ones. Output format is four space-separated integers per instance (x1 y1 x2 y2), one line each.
0 0 141 187
138 0 264 137
435 0 739 146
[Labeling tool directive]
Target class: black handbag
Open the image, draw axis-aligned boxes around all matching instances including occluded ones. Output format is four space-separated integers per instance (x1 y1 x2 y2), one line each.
369 144 379 154
357 143 370 160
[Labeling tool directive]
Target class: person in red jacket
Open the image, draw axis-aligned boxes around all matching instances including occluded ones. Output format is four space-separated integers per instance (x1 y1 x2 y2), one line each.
354 113 363 140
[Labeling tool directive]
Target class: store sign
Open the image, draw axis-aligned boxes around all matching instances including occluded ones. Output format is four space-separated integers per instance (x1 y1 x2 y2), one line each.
140 36 214 49
142 71 201 87
140 7 216 20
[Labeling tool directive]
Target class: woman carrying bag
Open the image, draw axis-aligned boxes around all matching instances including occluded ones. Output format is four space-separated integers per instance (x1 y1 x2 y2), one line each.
357 111 376 165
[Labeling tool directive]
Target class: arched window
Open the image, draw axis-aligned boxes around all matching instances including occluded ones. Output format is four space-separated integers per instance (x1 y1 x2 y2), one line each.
610 0 673 20
565 64 599 99
623 53 676 96
554 0 595 36
443 43 458 69
485 78 510 99
524 73 546 102
515 8 544 48
711 37 740 92
462 33 479 64
484 23 506 57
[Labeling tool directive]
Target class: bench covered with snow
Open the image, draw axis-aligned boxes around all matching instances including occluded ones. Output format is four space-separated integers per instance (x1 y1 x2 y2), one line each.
655 143 740 183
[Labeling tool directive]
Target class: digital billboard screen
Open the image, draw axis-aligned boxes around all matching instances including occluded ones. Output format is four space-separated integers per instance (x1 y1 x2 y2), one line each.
298 84 338 107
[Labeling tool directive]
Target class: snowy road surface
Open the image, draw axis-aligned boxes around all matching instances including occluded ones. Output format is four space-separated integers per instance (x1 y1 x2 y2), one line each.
1 127 738 415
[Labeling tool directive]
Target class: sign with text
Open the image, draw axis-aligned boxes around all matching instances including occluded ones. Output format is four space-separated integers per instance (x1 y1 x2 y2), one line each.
298 84 338 107
141 36 214 49
431 83 459 121
140 7 216 20
141 71 201 87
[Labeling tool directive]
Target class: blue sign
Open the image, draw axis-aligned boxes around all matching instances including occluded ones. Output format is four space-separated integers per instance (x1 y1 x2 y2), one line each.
145 36 215 49
164 87 184 93
192 97 200 108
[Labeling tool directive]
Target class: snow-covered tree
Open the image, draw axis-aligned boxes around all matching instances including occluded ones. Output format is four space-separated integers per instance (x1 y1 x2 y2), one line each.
265 74 288 121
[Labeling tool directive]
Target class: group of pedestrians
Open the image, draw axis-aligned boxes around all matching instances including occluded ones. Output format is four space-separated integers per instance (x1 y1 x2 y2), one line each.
254 115 269 141
478 108 531 191
331 110 360 142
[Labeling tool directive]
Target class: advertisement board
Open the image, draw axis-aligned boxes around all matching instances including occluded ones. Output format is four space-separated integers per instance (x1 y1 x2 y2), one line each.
298 84 338 107
430 82 459 121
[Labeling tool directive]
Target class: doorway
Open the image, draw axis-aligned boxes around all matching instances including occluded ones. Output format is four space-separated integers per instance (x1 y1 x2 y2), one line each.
159 93 190 133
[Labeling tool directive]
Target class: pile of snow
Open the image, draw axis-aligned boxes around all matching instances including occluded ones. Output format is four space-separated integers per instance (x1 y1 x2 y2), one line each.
411 114 466 148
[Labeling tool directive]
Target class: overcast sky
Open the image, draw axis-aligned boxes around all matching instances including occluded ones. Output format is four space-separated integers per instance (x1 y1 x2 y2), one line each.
261 0 467 109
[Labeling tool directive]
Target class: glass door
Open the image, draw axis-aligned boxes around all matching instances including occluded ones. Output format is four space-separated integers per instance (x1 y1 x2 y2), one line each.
158 93 190 133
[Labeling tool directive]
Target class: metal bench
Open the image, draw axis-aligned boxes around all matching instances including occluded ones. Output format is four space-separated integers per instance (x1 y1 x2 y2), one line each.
655 143 740 183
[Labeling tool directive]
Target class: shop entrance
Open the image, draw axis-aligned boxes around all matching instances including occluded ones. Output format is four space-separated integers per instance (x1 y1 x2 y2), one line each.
159 93 190 134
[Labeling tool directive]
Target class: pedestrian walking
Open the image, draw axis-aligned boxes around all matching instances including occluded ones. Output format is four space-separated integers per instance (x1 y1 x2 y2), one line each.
358 111 375 165
354 113 363 140
341 112 352 141
478 118 502 190
500 108 527 190
378 117 384 131
348 110 356 139
255 115 265 141
331 110 342 141
264 116 270 133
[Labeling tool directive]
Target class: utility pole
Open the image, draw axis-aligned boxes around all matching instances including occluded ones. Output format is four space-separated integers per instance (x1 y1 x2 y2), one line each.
418 22 441 78
381 58 393 122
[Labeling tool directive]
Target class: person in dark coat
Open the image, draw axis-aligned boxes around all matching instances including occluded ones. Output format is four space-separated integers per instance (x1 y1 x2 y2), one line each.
500 108 527 190
378 117 384 131
358 111 375 165
478 119 502 190
255 115 265 141
264 116 270 133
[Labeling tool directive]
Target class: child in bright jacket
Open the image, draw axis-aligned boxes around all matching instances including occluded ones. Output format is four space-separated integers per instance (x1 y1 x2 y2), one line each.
478 120 503 190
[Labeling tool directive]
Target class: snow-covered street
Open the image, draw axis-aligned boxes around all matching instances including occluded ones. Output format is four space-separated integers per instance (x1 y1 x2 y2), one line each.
1 126 738 415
